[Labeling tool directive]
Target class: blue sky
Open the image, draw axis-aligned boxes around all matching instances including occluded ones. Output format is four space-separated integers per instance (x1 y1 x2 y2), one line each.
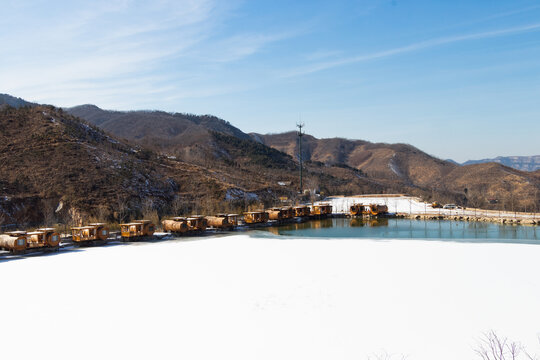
1 0 539 162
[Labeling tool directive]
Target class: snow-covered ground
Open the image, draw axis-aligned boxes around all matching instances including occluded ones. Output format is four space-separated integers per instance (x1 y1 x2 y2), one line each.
323 194 540 219
1 235 539 360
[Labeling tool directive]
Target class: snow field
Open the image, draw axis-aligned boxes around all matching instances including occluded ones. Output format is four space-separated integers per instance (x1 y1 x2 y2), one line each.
1 235 539 360
325 195 539 219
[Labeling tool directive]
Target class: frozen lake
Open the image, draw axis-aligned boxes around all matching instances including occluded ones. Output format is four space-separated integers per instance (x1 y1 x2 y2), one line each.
1 233 539 359
262 217 540 244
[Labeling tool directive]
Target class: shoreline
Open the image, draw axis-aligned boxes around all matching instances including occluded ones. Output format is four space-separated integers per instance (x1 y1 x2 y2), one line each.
325 194 539 226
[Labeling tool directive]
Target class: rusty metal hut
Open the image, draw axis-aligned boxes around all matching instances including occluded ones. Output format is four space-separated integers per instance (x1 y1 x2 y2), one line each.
350 204 365 216
27 228 60 249
186 216 207 232
280 207 294 219
243 211 269 224
120 220 155 240
71 223 109 243
366 204 389 216
0 232 27 253
217 214 239 227
205 215 230 229
267 208 284 221
163 218 189 234
312 203 333 216
293 205 311 218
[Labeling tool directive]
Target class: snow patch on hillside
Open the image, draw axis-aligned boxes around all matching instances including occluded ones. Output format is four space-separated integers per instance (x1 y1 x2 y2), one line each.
388 154 403 178
225 188 259 201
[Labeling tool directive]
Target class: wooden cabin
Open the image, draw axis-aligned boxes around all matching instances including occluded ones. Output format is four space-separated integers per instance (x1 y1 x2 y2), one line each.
37 228 61 247
280 207 294 219
217 214 239 227
186 216 207 231
366 204 389 216
206 216 230 229
162 218 188 233
120 220 155 240
132 220 156 235
0 233 27 253
312 203 333 216
26 228 60 249
207 214 238 229
243 211 269 224
267 209 283 221
71 223 109 243
350 204 365 216
293 205 311 217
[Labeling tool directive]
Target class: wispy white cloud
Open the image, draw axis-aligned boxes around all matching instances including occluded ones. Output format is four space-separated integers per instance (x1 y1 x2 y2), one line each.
281 22 540 78
0 1 217 89
0 0 295 107
196 30 301 63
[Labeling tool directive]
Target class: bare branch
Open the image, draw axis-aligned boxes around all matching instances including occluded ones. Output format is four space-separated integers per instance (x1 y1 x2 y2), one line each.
474 331 538 360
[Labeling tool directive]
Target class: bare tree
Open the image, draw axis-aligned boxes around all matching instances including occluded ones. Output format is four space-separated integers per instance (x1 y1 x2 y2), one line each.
305 176 320 203
533 188 539 219
170 195 186 216
366 351 408 360
474 330 538 360
115 196 130 224
94 205 109 223
41 198 56 226
142 198 159 225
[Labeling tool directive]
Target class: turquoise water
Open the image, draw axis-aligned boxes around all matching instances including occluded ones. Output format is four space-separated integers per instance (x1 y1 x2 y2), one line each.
259 218 540 244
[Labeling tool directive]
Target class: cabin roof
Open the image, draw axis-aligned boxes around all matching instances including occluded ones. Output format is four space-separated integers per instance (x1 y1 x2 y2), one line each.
7 231 27 236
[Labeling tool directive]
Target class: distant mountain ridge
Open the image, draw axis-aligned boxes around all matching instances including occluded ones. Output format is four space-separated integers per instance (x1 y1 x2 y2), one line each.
65 103 540 212
251 132 540 211
462 156 540 172
250 131 458 188
66 104 251 149
0 93 36 108
66 104 387 197
0 94 538 223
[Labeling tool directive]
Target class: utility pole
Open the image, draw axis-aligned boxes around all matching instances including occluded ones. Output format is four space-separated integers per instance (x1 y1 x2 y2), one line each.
297 122 305 193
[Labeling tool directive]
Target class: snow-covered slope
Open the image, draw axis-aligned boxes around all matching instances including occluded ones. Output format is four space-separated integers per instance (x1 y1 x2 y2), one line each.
1 235 539 360
323 194 539 219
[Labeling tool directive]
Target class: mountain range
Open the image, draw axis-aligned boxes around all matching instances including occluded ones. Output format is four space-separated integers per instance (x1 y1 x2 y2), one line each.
65 101 540 211
0 93 539 225
461 156 540 172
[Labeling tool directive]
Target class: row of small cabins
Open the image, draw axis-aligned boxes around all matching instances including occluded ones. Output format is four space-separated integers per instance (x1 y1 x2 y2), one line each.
0 203 389 254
